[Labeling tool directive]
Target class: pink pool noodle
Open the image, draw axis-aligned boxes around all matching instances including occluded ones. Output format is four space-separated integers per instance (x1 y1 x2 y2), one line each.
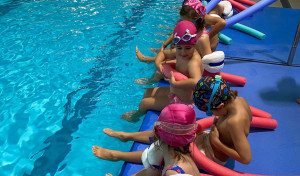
191 116 277 176
251 116 277 129
250 106 271 118
234 0 256 6
227 0 248 11
163 65 247 86
196 116 277 133
220 72 246 86
190 142 265 176
201 70 247 86
233 6 243 13
162 63 188 81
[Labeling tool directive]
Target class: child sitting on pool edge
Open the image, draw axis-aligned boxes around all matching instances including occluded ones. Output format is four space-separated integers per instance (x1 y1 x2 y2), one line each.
135 0 228 63
105 104 200 176
121 20 203 122
93 75 252 167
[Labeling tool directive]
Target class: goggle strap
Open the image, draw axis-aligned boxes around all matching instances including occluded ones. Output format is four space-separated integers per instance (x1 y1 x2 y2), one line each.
206 75 222 115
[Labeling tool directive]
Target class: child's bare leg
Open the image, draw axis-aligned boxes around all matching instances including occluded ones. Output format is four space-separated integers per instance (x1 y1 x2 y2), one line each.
135 70 163 85
210 35 219 52
103 128 154 144
121 87 170 121
139 87 170 112
92 146 143 163
136 46 156 62
297 98 300 104
121 110 146 122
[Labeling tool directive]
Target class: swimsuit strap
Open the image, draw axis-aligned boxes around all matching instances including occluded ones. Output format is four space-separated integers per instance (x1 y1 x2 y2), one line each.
199 31 209 36
163 165 186 176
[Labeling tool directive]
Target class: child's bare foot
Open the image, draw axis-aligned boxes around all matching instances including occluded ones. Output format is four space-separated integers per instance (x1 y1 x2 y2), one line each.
105 174 113 176
121 110 145 122
136 46 149 62
135 78 158 85
297 98 300 104
103 128 129 142
92 146 119 161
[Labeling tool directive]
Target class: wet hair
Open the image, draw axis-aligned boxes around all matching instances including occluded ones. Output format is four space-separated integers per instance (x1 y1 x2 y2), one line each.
153 138 191 161
179 5 205 32
224 90 238 105
169 144 191 161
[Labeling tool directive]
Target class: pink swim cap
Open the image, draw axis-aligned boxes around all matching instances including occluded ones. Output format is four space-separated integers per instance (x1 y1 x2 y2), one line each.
184 0 206 17
173 20 199 45
155 104 197 147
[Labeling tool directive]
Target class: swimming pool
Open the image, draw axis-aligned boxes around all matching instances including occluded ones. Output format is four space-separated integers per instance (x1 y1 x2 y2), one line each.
0 0 180 175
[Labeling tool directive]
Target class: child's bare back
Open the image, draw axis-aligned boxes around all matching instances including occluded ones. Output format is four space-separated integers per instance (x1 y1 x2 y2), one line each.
211 97 252 162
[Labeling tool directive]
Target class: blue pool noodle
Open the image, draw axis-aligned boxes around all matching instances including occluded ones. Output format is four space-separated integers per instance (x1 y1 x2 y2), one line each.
205 0 221 14
225 0 278 28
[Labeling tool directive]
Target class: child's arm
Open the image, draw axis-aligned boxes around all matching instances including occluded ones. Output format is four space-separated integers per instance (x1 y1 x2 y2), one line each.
204 15 226 39
162 34 174 49
196 33 212 57
155 46 166 74
169 55 203 89
210 118 252 164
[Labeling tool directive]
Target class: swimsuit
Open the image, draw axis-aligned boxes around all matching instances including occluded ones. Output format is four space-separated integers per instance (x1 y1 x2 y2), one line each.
199 31 209 36
196 131 227 166
163 165 186 176
168 92 194 108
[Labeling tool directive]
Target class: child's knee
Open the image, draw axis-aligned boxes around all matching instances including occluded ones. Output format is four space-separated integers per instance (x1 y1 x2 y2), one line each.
139 98 151 112
143 88 153 98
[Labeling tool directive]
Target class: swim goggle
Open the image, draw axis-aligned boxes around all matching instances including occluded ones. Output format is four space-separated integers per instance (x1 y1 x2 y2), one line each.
154 121 198 135
173 29 197 44
206 75 222 116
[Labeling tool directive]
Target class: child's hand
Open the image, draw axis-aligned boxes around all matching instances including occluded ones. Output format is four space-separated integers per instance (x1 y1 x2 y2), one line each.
210 124 219 140
213 116 220 125
157 61 165 74
160 44 165 52
169 71 176 85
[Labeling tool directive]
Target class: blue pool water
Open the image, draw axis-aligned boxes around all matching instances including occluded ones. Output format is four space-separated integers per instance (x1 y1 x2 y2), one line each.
0 0 179 175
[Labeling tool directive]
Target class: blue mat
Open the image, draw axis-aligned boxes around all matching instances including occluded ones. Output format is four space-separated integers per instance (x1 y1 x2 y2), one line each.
217 7 300 65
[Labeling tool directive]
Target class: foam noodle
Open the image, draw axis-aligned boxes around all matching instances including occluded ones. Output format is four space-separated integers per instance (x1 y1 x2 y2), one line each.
190 142 265 176
163 64 246 86
220 72 246 86
203 70 247 86
251 116 278 129
231 23 266 40
227 0 248 12
233 6 243 13
250 106 271 118
219 32 232 45
196 116 277 133
205 0 222 14
162 63 188 81
234 0 256 6
225 0 277 28
191 116 277 176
